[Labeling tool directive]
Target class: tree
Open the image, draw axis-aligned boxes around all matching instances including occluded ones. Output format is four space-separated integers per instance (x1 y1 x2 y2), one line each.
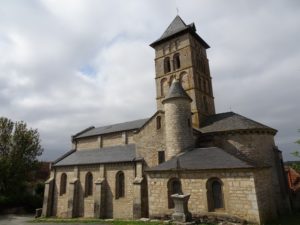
0 117 43 196
292 129 300 157
291 129 300 172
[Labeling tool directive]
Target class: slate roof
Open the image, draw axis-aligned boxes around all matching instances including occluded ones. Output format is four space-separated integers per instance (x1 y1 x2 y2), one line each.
54 144 137 166
147 147 256 172
163 79 192 103
150 15 210 48
160 16 189 40
199 112 276 134
75 118 149 139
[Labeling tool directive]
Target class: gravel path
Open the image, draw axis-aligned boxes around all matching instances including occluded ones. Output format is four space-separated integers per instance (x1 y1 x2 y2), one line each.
0 214 34 225
0 214 108 225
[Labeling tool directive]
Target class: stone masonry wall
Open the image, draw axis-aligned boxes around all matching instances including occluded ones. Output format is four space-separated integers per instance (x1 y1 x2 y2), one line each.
102 133 123 147
76 131 136 151
77 165 100 217
105 163 135 219
215 133 288 215
147 170 261 224
135 112 166 168
77 137 99 150
253 168 277 223
53 167 74 217
52 162 136 219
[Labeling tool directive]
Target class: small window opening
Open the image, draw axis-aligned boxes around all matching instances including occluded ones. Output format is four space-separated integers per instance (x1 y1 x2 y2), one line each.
158 151 165 164
156 116 161 130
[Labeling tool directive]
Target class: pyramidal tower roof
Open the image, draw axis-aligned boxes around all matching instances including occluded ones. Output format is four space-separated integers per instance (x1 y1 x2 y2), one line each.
160 15 190 39
150 15 209 48
162 79 192 103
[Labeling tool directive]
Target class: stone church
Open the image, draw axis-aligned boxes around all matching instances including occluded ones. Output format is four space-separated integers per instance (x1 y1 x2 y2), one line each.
42 16 291 224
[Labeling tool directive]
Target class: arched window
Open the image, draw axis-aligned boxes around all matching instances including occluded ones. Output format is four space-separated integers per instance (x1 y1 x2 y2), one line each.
164 57 171 73
173 53 180 70
206 178 224 211
116 171 125 199
167 178 182 208
156 116 161 130
203 96 208 113
85 172 93 197
60 173 67 196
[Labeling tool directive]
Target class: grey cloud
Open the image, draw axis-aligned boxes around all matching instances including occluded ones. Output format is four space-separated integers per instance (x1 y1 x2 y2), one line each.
0 0 299 161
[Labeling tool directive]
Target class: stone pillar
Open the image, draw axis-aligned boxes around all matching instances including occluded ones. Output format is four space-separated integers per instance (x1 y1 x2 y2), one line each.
171 194 192 223
67 167 79 219
67 178 78 218
42 177 54 217
94 165 105 218
133 161 143 219
94 178 104 218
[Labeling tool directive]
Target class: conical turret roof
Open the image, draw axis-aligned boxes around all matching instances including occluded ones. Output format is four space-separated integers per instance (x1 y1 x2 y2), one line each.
162 79 192 103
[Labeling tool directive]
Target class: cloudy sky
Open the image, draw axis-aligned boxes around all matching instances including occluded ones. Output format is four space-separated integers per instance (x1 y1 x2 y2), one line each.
0 0 299 161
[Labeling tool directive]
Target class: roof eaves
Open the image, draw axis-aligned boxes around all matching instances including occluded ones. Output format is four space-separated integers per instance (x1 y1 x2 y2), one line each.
53 149 76 165
150 27 210 49
53 159 138 168
145 166 257 173
200 128 277 136
72 126 95 139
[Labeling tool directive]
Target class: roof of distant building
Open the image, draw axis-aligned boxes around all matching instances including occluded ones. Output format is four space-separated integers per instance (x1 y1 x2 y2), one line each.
54 144 137 167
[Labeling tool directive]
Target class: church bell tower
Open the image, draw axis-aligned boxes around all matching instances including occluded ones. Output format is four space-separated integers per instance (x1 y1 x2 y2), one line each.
150 16 215 127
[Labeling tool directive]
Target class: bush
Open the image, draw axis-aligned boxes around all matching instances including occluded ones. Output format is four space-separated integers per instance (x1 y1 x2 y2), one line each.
0 190 43 213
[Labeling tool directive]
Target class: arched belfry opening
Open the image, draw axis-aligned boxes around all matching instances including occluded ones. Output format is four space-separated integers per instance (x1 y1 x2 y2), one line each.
173 53 180 70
